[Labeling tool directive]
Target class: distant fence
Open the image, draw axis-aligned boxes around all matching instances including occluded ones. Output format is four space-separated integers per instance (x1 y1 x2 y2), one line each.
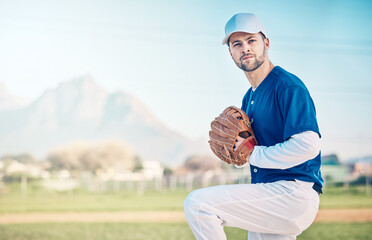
79 168 371 195
2 167 371 196
79 169 252 194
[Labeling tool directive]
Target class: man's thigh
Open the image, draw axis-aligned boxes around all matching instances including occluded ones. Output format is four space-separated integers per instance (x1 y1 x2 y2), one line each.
187 180 319 236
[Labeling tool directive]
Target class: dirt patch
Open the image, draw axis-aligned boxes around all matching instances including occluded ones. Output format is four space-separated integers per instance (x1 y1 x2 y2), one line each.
0 209 371 224
0 211 186 224
315 208 372 223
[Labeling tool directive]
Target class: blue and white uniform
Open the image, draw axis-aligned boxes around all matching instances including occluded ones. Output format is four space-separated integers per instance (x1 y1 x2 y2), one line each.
242 66 323 188
184 66 323 240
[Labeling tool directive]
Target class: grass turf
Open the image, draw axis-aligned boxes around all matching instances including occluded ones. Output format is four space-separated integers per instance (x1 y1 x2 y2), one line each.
1 185 371 213
0 222 371 240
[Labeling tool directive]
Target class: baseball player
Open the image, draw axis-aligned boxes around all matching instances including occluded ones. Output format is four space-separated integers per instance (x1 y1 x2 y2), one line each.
184 13 323 240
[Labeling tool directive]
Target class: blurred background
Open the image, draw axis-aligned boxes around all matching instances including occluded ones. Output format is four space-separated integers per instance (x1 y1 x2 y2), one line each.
0 0 371 239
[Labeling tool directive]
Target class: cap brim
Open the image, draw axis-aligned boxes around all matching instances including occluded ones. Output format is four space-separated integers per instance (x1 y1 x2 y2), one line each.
222 33 232 45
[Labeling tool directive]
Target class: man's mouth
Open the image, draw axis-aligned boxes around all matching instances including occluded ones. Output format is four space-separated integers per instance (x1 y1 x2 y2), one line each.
241 54 254 61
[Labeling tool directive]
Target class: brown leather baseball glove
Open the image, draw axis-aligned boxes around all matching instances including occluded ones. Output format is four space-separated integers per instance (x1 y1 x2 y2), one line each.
209 106 257 166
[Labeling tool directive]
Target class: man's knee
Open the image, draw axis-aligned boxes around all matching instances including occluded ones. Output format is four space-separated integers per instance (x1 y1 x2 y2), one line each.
184 189 202 210
184 188 212 217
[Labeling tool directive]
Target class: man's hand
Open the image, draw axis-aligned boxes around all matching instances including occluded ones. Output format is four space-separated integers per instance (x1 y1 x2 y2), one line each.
233 136 251 165
209 106 257 166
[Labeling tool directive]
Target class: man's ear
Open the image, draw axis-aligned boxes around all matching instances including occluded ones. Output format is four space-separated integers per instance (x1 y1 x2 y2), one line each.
264 38 270 50
228 47 232 56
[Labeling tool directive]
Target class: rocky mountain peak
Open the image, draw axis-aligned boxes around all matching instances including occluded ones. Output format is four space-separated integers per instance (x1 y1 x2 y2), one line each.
0 76 209 166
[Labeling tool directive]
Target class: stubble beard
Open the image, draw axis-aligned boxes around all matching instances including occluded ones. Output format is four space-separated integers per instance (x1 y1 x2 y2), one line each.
235 46 267 72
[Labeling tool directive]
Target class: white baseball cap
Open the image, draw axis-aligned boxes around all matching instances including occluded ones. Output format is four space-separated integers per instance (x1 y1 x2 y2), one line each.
222 13 266 45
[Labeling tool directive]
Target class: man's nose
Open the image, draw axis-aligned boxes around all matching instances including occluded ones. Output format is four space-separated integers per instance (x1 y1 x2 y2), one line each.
241 43 250 53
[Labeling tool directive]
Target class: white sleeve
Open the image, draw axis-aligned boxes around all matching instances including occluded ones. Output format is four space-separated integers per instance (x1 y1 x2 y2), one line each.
248 131 321 169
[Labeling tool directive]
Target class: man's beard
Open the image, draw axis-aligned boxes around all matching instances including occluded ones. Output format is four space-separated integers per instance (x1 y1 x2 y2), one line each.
235 46 267 72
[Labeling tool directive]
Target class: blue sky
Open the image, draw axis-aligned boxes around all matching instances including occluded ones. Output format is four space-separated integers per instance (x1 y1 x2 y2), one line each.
0 0 371 160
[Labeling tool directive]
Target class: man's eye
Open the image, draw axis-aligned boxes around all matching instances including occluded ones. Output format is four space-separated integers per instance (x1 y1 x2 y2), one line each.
233 43 241 47
248 40 256 44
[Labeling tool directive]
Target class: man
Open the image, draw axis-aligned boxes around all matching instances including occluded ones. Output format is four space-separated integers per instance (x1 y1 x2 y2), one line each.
184 13 323 240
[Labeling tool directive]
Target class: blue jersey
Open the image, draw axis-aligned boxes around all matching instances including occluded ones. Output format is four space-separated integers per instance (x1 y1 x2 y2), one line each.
241 66 323 187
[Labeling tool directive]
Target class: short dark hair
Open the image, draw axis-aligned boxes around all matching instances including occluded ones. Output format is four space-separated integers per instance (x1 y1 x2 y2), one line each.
228 31 267 47
259 32 266 40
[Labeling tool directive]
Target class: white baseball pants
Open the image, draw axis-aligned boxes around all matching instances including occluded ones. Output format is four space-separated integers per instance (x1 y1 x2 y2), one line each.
184 180 319 240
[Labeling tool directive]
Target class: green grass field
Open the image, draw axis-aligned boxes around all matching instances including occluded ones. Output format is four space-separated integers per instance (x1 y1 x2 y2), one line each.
0 222 371 240
1 184 371 213
0 190 187 213
0 183 371 239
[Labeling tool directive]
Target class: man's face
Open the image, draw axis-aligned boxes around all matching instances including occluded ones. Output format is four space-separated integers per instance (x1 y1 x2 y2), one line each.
228 32 269 72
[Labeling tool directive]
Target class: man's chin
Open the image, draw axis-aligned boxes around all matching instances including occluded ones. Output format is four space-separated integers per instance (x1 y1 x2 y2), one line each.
241 61 265 72
241 65 259 72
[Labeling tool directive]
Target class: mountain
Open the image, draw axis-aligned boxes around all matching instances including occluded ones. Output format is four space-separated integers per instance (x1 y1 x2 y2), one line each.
0 84 30 110
0 76 209 166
